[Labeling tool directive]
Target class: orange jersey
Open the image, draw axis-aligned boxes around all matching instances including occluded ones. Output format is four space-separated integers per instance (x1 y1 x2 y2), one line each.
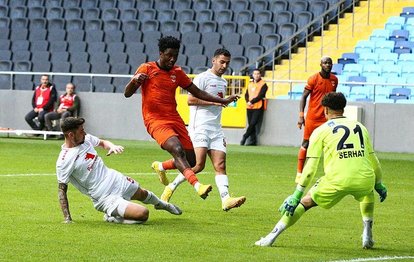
135 62 192 126
305 72 338 121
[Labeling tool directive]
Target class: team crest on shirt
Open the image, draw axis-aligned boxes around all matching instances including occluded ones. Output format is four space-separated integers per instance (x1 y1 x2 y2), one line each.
331 81 336 86
85 152 96 160
171 74 176 83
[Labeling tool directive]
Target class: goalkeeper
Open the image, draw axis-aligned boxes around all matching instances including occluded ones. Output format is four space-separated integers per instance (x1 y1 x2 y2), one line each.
255 92 387 249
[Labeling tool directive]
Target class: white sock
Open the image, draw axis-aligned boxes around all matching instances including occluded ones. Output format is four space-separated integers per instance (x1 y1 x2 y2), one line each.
158 162 165 171
194 182 201 191
142 191 161 206
168 173 186 190
267 221 287 239
215 174 230 202
104 214 145 224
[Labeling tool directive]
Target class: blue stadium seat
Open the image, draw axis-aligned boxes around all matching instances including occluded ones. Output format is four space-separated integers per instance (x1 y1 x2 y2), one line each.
332 63 343 75
173 0 192 10
384 16 405 32
119 9 137 21
102 8 119 21
199 21 217 33
10 29 29 41
98 0 116 9
67 29 85 41
84 30 104 42
370 29 390 41
231 0 249 13
179 21 198 33
66 19 84 31
63 0 80 8
195 9 213 22
219 21 238 34
342 63 363 77
288 0 308 13
157 9 176 22
269 0 288 13
45 0 62 8
182 31 201 45
117 0 136 9
50 40 67 52
241 32 261 48
250 0 269 13
400 7 414 20
82 8 100 20
358 52 378 65
64 7 82 19
377 52 398 65
187 54 208 69
201 32 220 46
50 51 69 63
184 43 204 56
12 50 31 61
389 29 409 42
245 45 264 63
138 9 156 22
308 0 328 34
193 0 211 11
136 0 154 9
336 84 350 97
122 20 140 31
362 64 382 78
10 6 27 19
225 44 244 57
273 11 293 24
354 40 375 54
154 0 173 10
389 87 411 102
254 10 273 24
215 10 233 25
381 64 402 78
11 18 29 29
259 22 277 36
160 20 179 33
239 22 258 35
211 0 229 11
28 6 45 19
230 56 247 74
81 0 98 8
177 9 195 22
236 10 253 24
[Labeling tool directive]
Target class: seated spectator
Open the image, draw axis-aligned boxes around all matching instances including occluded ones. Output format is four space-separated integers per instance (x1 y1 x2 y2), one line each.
45 83 80 132
25 75 57 130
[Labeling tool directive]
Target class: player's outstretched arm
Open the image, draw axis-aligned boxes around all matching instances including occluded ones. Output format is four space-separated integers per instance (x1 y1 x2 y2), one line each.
187 84 239 106
124 73 148 98
369 152 387 202
98 139 124 156
58 183 72 223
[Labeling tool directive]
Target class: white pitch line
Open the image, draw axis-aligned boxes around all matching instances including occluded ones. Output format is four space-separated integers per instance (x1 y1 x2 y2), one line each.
0 172 212 177
330 256 414 262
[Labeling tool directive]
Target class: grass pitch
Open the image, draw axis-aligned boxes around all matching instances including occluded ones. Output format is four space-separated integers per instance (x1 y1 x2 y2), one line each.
0 137 413 261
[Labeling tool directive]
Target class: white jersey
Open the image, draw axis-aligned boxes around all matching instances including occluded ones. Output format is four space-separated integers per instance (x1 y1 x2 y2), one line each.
189 69 227 133
56 134 124 201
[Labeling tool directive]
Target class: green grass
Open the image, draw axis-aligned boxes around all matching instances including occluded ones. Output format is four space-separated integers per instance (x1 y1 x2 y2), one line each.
0 137 413 261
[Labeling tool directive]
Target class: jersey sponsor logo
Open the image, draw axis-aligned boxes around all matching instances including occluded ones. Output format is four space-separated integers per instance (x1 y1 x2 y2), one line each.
339 149 365 159
217 92 223 98
331 81 336 86
126 177 135 184
85 153 96 160
194 137 208 143
170 74 176 83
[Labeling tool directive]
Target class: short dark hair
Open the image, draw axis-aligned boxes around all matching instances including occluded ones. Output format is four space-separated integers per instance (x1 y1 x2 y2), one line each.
61 117 85 133
158 36 181 52
213 48 231 58
321 92 347 111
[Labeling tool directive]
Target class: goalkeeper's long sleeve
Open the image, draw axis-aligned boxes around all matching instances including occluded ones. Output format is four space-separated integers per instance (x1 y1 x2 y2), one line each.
298 157 320 188
369 152 383 184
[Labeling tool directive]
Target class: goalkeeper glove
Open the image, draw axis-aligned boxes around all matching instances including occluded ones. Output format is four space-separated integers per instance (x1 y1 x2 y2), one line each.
374 183 387 202
279 189 303 216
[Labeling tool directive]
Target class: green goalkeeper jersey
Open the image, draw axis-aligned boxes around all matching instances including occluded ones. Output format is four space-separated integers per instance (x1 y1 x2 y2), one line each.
307 117 375 190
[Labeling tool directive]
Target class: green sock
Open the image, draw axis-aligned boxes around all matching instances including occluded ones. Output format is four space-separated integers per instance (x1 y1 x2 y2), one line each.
360 192 374 220
281 204 306 229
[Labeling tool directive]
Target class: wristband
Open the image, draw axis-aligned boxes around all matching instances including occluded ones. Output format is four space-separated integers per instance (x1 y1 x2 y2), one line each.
299 112 304 117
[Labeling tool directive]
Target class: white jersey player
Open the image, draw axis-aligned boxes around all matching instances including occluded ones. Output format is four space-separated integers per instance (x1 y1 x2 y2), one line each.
157 48 246 211
56 117 182 224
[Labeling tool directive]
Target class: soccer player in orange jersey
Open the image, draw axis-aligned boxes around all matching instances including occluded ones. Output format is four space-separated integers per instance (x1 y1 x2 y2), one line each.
296 56 338 182
124 36 239 200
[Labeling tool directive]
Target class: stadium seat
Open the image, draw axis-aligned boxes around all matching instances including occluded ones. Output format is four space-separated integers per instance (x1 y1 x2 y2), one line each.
349 85 371 101
31 51 50 62
358 52 378 65
193 66 209 74
239 22 258 35
87 42 106 53
81 0 98 8
246 45 264 63
47 28 66 41
50 51 69 63
386 76 407 88
85 19 102 31
153 0 172 10
254 10 273 24
66 19 84 31
225 44 244 57
33 61 51 72
259 22 278 36
336 84 350 97
270 0 288 13
177 9 195 22
107 42 125 54
136 0 154 9
381 64 402 78
50 41 67 52
309 0 328 33
0 50 11 60
48 18 65 30
85 30 104 42
231 0 249 13
241 32 261 48
187 54 208 69
389 29 409 42
28 6 46 19
98 0 116 9
180 21 198 33
64 7 82 19
398 53 414 63
250 0 269 13
119 9 137 21
195 10 214 22
332 63 344 75
193 0 211 11
405 17 414 32
29 18 47 30
369 29 390 42
118 0 136 9
204 43 222 57
103 20 122 32
184 44 204 56
278 22 298 54
66 29 85 41
10 6 27 19
342 63 363 77
377 52 398 65
230 56 247 74
104 30 124 43
160 20 179 33
288 0 309 13
384 16 405 32
11 18 29 29
122 20 140 31
82 8 100 20
389 87 411 101
94 83 115 93
199 21 217 33
0 40 10 51
13 60 33 90
347 75 366 87
373 40 394 54
294 11 313 45
214 10 233 25
45 0 62 8
102 8 119 21
273 11 293 24
201 32 221 46
11 40 30 52
211 0 230 11
138 9 156 22
221 32 241 46
361 64 382 78
10 29 29 41
354 40 375 54
0 5 7 18
181 31 201 45
157 9 176 23
219 22 238 34
30 40 49 52
176 54 187 66
173 0 192 10
401 66 414 78
63 0 80 8
12 51 31 61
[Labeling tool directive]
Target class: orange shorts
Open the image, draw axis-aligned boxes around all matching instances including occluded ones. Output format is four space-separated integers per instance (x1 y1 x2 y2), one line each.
146 118 193 150
304 118 326 140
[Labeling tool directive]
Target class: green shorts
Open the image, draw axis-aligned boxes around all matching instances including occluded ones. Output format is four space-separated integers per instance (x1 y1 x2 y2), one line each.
310 176 374 209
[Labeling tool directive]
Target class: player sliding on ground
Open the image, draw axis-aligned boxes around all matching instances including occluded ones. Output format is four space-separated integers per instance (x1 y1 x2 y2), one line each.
56 117 182 224
124 36 239 200
255 92 387 249
155 48 246 211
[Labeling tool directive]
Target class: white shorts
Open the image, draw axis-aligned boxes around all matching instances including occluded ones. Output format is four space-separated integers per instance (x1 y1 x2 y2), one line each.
93 172 139 217
190 129 227 153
